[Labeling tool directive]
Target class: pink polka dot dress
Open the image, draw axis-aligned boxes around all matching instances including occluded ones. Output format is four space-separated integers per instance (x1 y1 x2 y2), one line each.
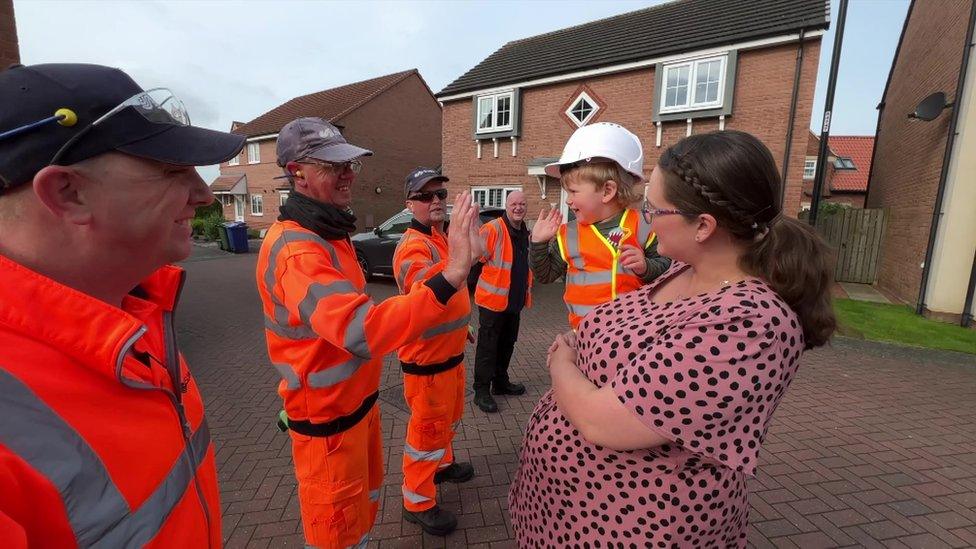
510 262 806 547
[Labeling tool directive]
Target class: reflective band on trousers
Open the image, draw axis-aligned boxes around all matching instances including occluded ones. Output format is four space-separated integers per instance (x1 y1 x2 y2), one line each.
421 314 470 340
404 441 446 462
402 487 432 504
0 369 211 547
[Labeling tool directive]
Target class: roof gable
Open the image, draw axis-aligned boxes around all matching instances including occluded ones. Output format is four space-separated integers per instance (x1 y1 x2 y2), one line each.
234 70 418 137
438 0 829 97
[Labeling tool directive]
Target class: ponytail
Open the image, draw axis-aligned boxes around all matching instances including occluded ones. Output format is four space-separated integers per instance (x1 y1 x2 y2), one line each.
742 216 836 348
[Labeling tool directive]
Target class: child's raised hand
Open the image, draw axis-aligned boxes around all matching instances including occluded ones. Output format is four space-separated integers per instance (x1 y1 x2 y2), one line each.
531 207 562 244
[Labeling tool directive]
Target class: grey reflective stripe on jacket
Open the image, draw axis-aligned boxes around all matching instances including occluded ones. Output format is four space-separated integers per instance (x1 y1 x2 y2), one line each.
421 314 471 340
0 369 212 547
485 218 512 270
394 233 441 289
562 221 582 270
263 228 374 389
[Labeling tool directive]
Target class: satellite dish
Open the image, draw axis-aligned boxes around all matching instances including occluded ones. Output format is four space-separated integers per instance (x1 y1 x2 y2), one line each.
909 92 952 121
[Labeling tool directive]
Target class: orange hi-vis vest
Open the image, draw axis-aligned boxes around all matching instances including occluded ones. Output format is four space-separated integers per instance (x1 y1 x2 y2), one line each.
394 224 471 367
475 217 533 312
256 220 452 424
0 255 220 548
555 208 655 329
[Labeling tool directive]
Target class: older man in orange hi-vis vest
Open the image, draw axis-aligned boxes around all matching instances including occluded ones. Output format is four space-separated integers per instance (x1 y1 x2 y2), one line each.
471 190 533 414
255 118 479 548
392 168 484 536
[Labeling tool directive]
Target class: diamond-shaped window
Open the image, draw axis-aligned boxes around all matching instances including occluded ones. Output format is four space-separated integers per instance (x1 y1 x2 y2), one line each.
566 91 600 127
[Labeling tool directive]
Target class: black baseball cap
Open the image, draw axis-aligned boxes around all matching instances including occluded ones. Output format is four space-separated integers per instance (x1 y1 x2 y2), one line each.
0 63 246 192
404 167 449 197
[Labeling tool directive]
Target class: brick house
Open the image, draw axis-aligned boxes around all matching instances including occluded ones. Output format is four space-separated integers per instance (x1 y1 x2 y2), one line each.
213 70 442 232
801 131 872 209
865 0 976 325
1 0 19 68
436 0 828 221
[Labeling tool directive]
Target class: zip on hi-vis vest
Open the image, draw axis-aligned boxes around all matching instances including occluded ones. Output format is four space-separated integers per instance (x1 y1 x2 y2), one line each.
587 209 633 300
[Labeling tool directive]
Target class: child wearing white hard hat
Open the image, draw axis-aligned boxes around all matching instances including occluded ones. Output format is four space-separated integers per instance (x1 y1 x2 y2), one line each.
530 122 670 329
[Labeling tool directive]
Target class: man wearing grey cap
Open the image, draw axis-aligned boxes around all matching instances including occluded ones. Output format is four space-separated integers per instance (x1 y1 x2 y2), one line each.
256 117 479 548
393 168 482 536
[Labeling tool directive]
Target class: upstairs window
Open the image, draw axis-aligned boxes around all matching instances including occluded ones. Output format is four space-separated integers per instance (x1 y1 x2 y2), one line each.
803 160 817 179
247 142 261 164
833 157 856 170
228 153 240 166
660 55 728 113
476 91 514 133
472 186 521 208
566 91 599 127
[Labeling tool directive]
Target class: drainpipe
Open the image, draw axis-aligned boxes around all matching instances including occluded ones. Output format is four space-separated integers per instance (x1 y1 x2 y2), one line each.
916 0 976 315
963 247 976 327
781 28 806 208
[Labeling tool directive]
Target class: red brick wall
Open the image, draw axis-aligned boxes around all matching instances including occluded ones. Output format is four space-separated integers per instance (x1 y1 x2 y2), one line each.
0 0 19 68
866 0 973 306
442 40 821 220
217 73 442 232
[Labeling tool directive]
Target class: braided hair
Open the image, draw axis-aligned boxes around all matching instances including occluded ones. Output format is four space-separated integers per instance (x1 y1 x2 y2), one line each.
658 130 835 348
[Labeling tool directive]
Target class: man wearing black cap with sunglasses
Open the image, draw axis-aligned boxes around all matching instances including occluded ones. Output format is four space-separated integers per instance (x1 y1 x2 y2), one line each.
0 63 245 547
257 119 480 547
392 168 482 536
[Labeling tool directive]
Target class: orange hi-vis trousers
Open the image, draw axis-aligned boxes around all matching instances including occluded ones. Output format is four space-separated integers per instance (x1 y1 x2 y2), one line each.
401 363 466 512
290 404 383 549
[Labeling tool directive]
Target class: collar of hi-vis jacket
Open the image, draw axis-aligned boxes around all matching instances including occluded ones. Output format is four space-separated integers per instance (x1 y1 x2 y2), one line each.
0 253 185 380
410 217 450 237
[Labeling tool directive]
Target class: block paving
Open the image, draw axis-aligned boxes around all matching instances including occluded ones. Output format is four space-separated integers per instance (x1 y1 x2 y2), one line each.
177 247 976 548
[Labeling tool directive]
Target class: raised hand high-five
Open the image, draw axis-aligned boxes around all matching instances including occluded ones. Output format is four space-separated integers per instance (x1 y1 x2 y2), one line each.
443 191 478 289
530 207 563 244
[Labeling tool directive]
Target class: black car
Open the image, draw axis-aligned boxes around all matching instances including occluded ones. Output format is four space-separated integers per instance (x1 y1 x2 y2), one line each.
352 207 505 289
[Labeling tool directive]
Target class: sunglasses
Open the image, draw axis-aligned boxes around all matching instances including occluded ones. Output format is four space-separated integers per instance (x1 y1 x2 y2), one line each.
302 159 363 175
408 188 448 203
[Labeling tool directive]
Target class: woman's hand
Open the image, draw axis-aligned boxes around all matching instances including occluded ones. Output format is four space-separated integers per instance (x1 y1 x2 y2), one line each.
547 330 577 368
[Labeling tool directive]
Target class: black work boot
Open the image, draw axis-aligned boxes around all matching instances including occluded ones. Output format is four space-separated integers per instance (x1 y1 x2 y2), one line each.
474 392 498 413
403 504 458 536
491 381 526 396
434 462 475 484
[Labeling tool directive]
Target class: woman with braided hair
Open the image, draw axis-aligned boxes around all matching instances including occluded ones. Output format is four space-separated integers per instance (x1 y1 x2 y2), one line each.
510 130 835 547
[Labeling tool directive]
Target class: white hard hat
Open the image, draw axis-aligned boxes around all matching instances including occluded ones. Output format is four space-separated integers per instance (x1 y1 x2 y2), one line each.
544 122 645 181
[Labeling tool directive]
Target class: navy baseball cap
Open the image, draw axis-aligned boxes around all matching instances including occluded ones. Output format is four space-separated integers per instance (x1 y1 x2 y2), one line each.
404 167 449 197
0 63 246 192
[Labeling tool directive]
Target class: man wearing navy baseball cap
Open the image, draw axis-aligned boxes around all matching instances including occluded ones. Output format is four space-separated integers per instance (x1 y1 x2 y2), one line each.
0 63 244 547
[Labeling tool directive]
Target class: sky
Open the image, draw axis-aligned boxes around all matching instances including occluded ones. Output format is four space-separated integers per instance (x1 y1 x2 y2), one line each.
13 0 910 181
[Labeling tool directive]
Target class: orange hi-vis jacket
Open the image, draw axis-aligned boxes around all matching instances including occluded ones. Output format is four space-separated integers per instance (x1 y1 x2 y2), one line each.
0 255 220 548
256 220 453 424
555 208 655 329
394 221 471 366
475 217 533 312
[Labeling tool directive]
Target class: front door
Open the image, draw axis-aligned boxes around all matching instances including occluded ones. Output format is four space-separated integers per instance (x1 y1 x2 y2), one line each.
234 196 245 221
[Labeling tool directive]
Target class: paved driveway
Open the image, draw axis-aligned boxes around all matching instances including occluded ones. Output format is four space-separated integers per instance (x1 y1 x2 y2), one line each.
176 246 976 548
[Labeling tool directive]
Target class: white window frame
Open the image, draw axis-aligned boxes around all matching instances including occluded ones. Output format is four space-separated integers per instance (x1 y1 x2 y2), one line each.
475 91 515 134
279 191 290 207
471 186 521 208
566 91 600 127
228 154 240 166
247 142 261 164
218 194 233 207
659 54 728 114
803 159 817 179
250 194 264 216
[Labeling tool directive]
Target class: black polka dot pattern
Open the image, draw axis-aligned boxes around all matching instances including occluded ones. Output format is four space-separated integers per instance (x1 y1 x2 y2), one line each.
509 262 805 547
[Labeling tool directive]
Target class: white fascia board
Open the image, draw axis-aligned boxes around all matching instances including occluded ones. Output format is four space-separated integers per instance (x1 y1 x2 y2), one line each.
438 30 825 102
246 133 279 142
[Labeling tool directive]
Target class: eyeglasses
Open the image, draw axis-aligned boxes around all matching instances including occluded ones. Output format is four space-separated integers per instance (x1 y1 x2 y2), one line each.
302 159 363 175
51 88 190 165
641 199 690 223
408 188 448 203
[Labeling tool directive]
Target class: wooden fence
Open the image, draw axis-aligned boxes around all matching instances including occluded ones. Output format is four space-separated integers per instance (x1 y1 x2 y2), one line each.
814 208 888 284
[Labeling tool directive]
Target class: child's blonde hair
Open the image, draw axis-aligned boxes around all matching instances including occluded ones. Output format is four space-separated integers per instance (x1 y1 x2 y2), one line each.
559 160 643 208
